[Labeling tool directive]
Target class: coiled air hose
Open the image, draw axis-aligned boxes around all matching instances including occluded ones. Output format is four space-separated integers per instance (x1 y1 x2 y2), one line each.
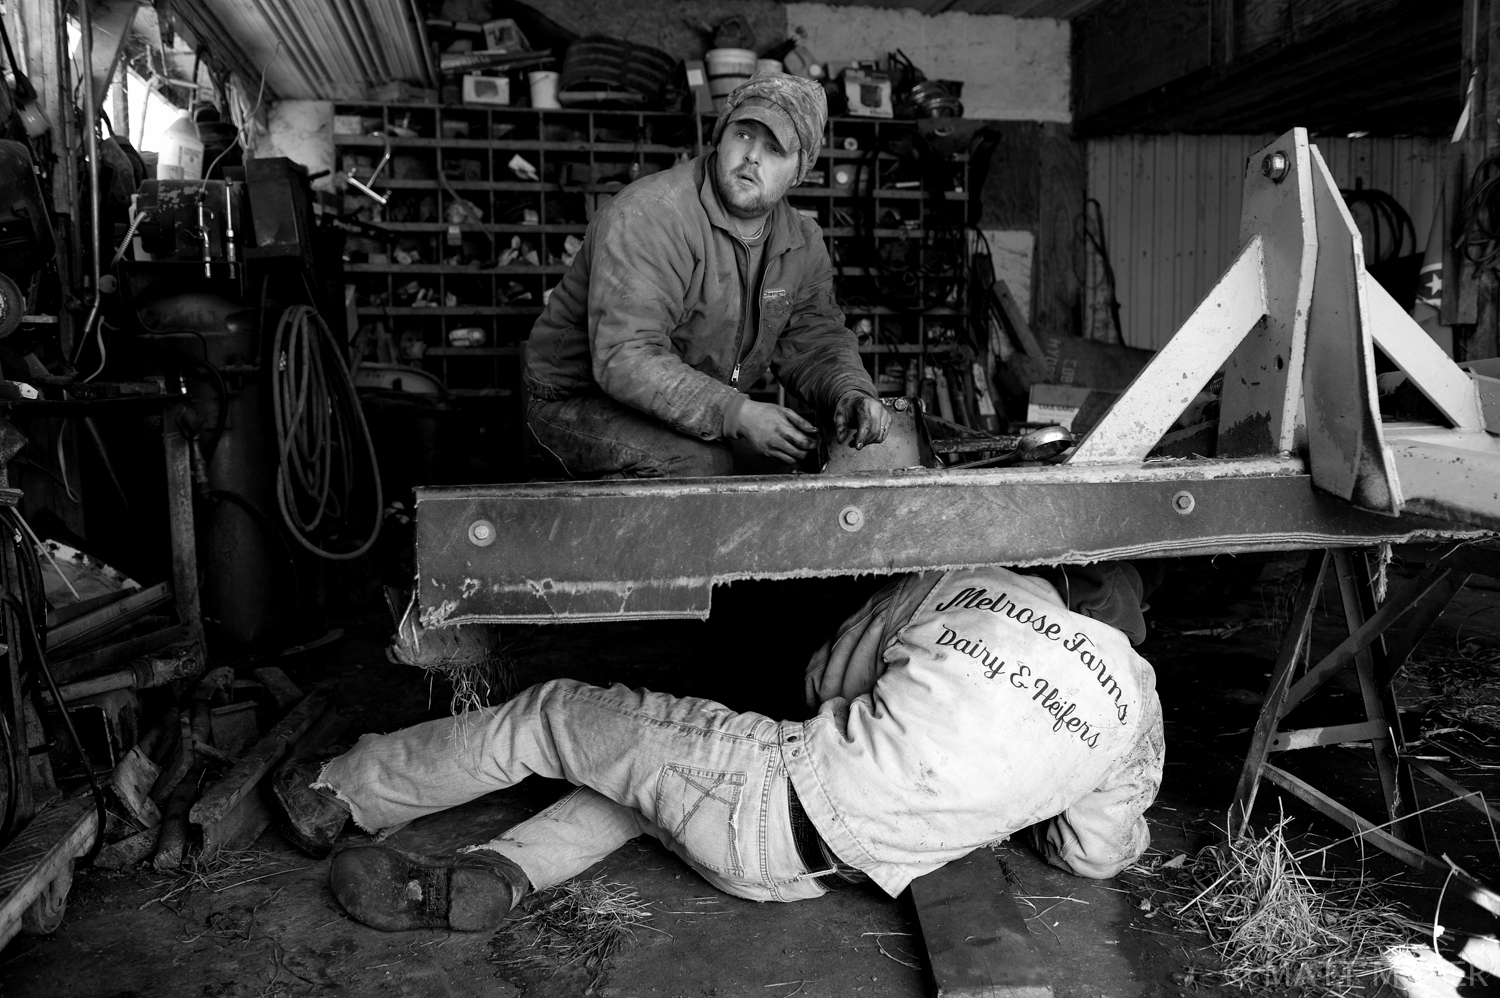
271 304 383 561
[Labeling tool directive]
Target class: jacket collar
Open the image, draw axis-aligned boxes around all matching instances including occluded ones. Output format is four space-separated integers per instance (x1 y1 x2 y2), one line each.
695 152 806 257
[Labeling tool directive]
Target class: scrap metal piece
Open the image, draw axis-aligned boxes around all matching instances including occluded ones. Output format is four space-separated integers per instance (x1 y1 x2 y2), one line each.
1018 425 1073 462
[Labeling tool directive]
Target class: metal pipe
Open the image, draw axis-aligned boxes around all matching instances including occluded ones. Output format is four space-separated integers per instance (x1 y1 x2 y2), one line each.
223 181 237 280
77 0 103 354
53 0 79 359
42 650 202 704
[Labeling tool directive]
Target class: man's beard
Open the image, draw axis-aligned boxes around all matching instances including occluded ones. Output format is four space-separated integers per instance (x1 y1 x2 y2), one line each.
714 160 785 219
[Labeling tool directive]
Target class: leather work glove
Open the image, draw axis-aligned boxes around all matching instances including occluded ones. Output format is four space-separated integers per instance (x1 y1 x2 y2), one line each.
834 393 891 450
729 399 817 464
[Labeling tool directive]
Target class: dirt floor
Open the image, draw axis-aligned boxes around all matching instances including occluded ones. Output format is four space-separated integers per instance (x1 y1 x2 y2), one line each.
4 553 1500 997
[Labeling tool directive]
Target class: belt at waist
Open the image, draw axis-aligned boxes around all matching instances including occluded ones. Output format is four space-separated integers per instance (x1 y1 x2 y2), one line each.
786 779 868 886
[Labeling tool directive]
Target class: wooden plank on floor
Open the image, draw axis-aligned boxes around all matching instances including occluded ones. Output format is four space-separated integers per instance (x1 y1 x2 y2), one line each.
189 690 331 858
908 848 1052 998
200 700 348 857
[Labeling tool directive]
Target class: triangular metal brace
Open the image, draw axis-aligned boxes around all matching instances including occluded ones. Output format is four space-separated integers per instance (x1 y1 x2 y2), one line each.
1067 128 1494 523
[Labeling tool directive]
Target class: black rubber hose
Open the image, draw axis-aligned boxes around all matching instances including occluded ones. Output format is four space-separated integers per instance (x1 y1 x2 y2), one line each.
270 305 383 561
192 361 229 461
203 487 303 606
0 510 107 865
0 706 19 846
0 589 107 866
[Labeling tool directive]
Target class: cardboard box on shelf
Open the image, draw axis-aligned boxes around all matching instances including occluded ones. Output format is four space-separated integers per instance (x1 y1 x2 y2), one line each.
1026 383 1120 432
482 18 528 52
462 75 511 106
843 71 893 118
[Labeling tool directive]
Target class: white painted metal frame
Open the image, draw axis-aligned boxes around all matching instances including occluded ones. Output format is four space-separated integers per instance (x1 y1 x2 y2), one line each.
1068 128 1500 528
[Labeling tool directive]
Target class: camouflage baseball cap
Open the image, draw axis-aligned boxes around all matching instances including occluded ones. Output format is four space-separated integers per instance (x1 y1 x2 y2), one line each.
712 73 827 183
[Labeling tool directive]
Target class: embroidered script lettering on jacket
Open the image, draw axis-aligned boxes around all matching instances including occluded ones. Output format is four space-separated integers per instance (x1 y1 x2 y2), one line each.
934 625 1102 749
933 586 1134 726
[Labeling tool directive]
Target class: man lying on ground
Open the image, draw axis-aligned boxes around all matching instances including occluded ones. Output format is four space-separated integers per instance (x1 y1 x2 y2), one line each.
274 562 1164 931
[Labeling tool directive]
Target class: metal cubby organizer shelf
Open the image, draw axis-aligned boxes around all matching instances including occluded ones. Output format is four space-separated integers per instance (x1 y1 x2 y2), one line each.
335 102 970 403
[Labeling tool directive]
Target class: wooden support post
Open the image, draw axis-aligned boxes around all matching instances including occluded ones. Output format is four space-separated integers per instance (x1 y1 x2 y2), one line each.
0 0 72 362
1230 552 1328 837
162 403 204 647
1268 720 1386 752
1281 562 1453 715
1479 0 1500 359
1409 760 1500 828
1034 123 1084 341
1459 0 1500 359
1261 764 1443 873
1379 570 1472 685
908 848 1051 998
1330 551 1420 846
993 280 1046 363
1229 545 1486 870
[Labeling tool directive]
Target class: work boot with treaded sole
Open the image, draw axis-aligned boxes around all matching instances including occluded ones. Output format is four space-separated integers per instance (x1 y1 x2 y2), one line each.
330 845 529 932
272 757 352 858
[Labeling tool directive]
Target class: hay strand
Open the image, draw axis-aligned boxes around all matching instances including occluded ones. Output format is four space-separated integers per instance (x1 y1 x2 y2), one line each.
491 877 655 993
1400 637 1500 736
1176 816 1421 995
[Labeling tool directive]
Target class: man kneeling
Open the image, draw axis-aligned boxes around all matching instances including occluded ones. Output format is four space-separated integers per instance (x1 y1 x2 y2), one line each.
275 563 1164 930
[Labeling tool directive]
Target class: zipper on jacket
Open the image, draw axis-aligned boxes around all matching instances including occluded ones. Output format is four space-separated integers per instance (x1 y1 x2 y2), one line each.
731 231 774 389
730 236 750 388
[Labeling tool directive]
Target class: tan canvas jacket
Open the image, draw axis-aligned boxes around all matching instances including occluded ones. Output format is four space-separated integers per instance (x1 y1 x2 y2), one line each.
788 567 1165 896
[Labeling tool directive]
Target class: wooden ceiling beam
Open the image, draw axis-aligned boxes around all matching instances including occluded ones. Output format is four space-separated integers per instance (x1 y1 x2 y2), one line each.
1076 0 1460 135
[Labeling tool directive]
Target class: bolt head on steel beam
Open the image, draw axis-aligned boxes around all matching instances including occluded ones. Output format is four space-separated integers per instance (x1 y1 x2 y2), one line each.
1262 151 1290 182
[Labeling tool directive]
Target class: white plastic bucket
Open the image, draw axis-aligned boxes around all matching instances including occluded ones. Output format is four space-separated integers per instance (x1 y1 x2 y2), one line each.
706 48 756 111
755 58 783 76
528 71 560 109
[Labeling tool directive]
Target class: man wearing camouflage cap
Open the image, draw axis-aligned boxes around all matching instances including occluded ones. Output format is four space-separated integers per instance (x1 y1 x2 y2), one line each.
523 73 890 477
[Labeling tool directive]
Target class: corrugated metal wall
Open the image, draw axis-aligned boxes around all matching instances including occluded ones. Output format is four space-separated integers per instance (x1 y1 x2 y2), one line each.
1085 135 1447 349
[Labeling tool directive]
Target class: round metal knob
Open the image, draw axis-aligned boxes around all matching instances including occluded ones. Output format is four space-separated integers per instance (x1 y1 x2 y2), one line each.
468 519 496 546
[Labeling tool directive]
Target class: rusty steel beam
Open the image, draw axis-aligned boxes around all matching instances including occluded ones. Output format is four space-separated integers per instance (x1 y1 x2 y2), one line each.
414 458 1491 625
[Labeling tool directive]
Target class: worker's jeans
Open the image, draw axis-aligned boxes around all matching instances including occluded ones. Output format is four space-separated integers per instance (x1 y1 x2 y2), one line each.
316 679 830 903
527 394 735 478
